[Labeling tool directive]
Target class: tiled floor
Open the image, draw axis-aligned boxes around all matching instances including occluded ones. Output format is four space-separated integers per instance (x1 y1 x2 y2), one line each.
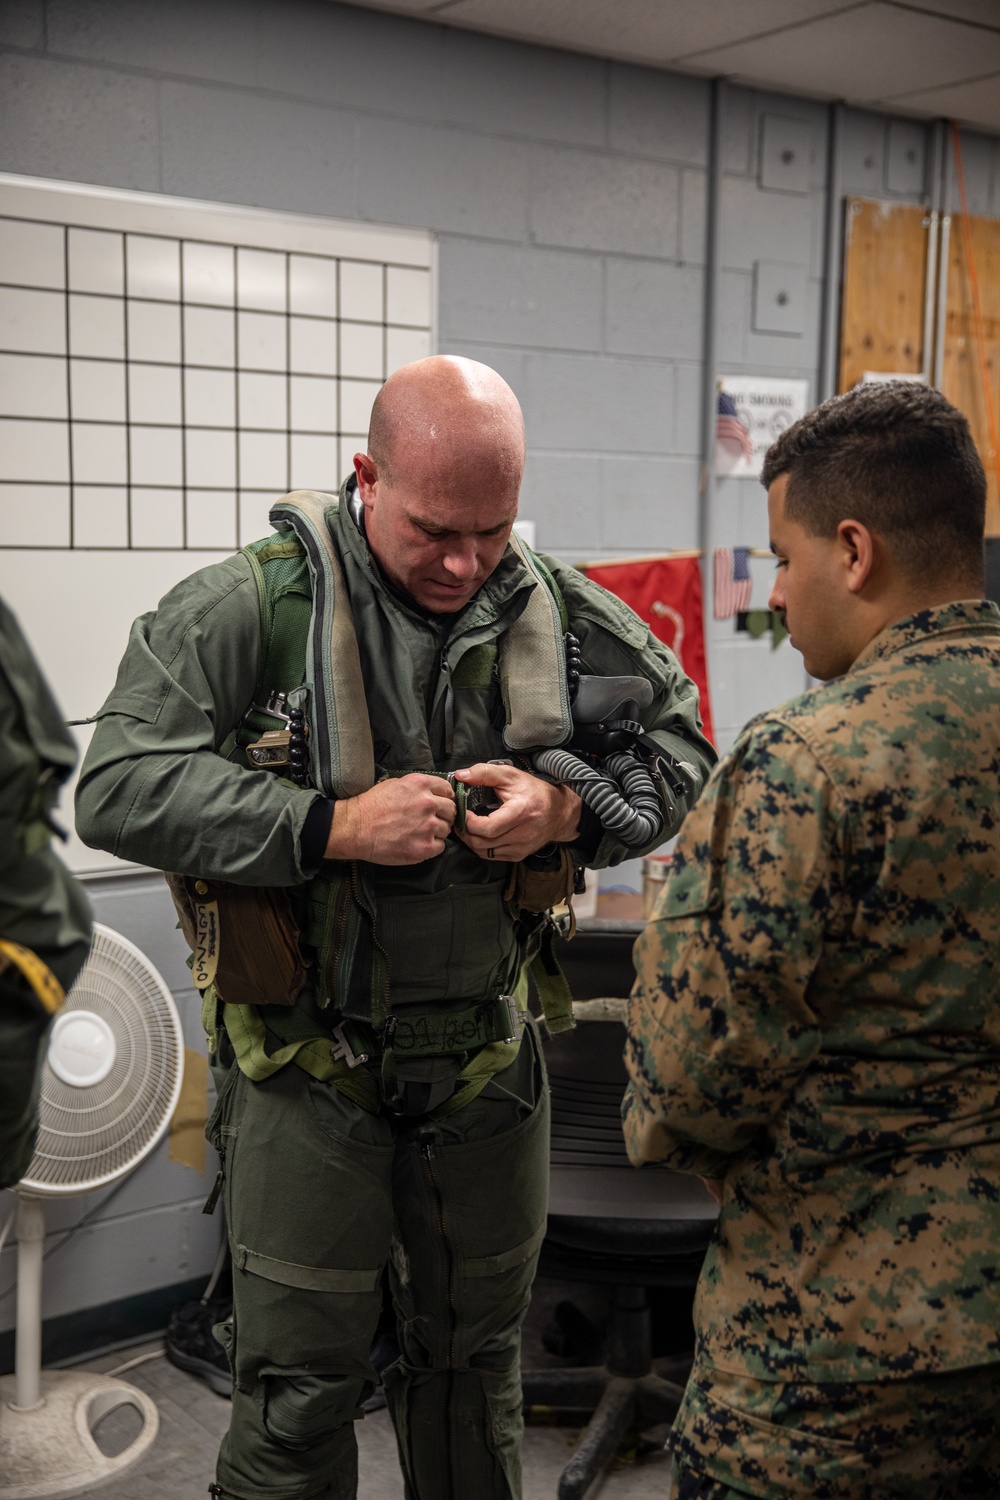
70 1282 679 1499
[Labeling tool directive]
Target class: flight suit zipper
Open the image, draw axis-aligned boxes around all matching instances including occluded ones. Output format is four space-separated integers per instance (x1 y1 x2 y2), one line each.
421 1137 457 1494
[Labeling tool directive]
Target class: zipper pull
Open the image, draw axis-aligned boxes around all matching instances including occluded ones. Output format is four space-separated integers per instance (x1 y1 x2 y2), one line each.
202 1161 225 1215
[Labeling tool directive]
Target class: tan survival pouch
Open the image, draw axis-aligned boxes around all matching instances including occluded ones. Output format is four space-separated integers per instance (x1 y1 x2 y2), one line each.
165 874 308 1009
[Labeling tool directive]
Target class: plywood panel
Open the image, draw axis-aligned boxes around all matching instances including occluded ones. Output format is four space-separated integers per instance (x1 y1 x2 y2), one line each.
839 197 930 393
940 211 1000 535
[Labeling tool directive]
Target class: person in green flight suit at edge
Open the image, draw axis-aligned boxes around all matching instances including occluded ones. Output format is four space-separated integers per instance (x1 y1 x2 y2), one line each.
75 355 716 1500
1 599 93 1192
624 381 1000 1500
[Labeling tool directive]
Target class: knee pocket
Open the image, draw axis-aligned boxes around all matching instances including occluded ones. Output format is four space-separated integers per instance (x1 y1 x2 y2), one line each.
262 1371 371 1451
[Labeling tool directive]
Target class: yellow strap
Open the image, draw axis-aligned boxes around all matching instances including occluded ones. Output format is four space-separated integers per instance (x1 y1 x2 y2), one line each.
0 939 65 1014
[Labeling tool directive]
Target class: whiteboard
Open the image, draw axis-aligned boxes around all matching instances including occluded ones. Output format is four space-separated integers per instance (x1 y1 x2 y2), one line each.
0 174 435 872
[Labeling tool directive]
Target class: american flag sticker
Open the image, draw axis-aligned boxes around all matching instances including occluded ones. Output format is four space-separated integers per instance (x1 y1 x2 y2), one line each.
716 391 754 462
713 547 753 619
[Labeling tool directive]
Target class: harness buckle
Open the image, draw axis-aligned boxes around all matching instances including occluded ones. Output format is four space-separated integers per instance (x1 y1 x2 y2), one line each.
331 1022 368 1069
500 992 527 1044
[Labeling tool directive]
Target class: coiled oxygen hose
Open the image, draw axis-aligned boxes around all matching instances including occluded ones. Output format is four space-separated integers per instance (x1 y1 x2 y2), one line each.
531 745 665 848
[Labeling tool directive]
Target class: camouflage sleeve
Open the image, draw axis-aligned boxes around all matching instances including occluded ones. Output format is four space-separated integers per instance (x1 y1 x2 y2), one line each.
623 716 831 1177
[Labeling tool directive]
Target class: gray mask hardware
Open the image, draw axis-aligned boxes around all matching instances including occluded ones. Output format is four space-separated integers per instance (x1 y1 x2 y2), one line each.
530 635 690 849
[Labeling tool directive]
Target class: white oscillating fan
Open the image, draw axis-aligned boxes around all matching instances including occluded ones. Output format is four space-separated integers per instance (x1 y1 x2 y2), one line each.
0 923 184 1499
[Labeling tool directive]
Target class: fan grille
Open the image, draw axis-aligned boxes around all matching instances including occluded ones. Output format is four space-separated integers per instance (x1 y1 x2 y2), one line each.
22 923 184 1195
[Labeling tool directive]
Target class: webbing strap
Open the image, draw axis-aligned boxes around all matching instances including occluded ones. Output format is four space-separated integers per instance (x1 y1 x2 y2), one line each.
462 1220 547 1278
234 1243 380 1293
529 926 576 1035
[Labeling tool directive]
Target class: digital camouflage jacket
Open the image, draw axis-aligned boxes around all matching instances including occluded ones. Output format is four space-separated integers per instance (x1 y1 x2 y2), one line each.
624 599 1000 1385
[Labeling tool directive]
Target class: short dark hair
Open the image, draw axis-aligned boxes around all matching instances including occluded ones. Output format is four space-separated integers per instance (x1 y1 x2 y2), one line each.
760 382 986 584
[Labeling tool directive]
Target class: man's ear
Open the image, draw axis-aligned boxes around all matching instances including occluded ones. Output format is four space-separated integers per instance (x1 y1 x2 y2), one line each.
354 452 378 501
838 518 876 595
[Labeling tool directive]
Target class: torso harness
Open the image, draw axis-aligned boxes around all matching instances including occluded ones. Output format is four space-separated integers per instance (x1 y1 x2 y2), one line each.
175 490 686 1121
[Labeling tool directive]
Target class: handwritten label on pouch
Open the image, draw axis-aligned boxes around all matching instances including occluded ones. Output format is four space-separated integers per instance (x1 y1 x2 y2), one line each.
193 898 220 989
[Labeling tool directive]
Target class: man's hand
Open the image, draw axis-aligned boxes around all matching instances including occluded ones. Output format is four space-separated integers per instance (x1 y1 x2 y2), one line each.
324 774 456 865
453 762 581 863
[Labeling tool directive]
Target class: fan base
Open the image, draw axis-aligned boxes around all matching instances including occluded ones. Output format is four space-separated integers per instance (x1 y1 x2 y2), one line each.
0 1369 159 1498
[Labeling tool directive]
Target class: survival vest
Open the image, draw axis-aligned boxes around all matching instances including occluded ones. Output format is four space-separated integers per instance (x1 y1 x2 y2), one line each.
175 488 579 1116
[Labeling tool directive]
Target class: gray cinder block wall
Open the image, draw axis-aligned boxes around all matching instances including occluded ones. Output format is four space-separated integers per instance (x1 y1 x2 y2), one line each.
2 0 1000 1352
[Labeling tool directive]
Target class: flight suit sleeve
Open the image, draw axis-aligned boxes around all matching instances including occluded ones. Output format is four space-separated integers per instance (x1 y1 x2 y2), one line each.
0 599 92 994
544 558 717 868
75 554 323 886
622 718 829 1178
0 597 93 1190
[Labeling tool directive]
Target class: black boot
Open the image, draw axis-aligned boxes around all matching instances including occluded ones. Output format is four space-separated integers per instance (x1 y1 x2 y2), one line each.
167 1290 233 1397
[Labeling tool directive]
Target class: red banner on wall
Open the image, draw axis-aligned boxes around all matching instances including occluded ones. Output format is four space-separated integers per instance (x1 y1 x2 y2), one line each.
581 556 715 746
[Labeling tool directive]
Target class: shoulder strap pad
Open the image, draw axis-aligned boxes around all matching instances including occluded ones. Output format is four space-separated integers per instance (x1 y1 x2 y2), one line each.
269 489 375 799
500 534 574 752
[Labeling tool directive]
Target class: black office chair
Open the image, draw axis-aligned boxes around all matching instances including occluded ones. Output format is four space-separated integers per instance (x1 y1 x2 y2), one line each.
522 921 718 1500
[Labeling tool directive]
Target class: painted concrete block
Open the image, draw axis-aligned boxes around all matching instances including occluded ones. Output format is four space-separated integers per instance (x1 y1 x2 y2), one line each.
0 54 159 190
746 278 821 371
720 176 815 273
674 363 702 457
443 29 606 148
529 146 679 259
358 117 528 241
841 109 886 199
0 0 43 48
599 455 700 552
759 114 812 195
258 0 445 121
29 1198 220 1324
523 352 673 453
886 119 927 198
608 65 709 166
605 258 703 361
518 452 602 555
680 169 707 266
723 87 756 177
753 90 827 190
47 0 259 88
438 238 602 352
86 873 194 999
718 270 749 365
752 260 807 335
160 82 359 220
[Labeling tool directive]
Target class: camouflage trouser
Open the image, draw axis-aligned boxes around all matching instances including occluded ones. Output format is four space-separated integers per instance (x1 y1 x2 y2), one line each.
666 1361 1000 1499
207 1020 549 1500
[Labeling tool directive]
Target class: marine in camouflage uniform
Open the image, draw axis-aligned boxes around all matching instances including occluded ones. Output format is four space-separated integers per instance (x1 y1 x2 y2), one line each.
624 382 1000 1499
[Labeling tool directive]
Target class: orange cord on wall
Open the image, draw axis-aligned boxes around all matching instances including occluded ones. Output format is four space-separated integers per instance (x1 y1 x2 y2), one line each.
949 120 1000 502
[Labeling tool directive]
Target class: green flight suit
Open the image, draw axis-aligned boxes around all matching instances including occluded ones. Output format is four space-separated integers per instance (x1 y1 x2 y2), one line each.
0 596 92 1191
76 482 715 1500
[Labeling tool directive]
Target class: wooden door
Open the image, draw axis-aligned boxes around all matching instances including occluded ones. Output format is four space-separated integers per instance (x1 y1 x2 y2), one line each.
839 198 931 392
940 212 1000 535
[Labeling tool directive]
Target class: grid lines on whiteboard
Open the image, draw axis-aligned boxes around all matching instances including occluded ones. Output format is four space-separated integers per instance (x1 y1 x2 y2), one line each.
0 216 432 550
